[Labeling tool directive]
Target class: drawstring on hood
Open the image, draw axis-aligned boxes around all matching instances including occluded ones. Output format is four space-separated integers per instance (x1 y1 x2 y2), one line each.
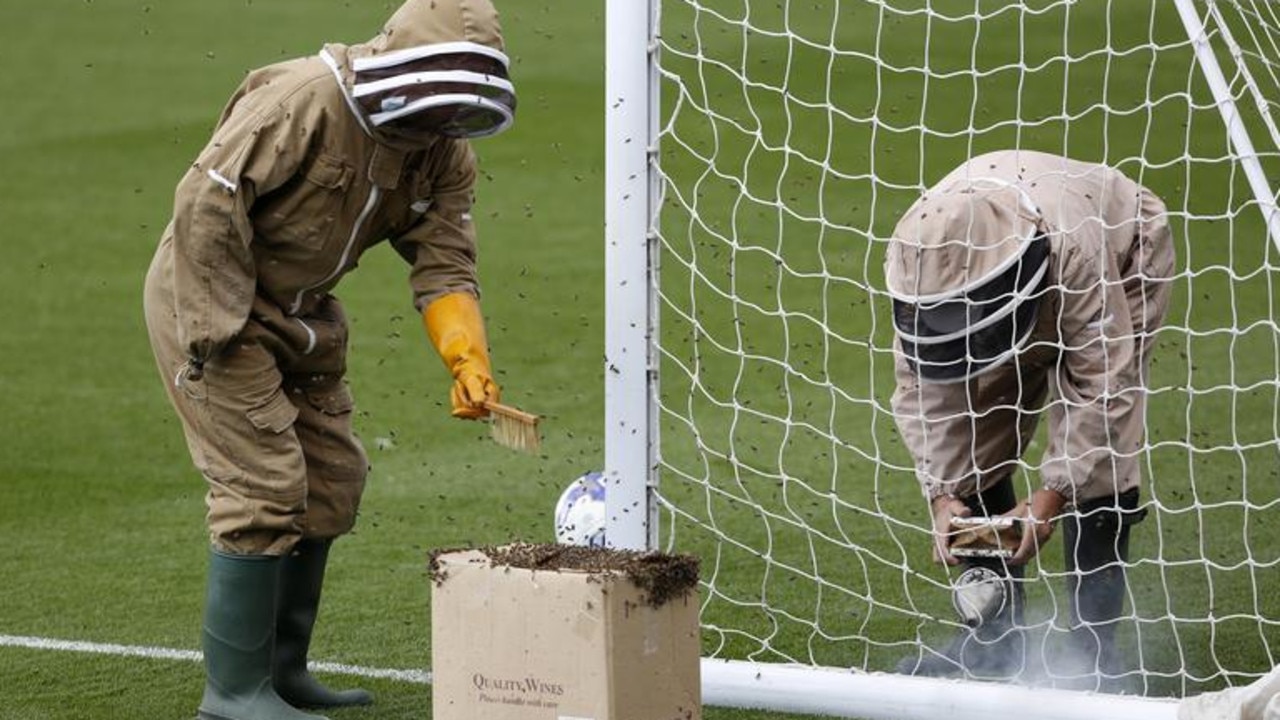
320 0 515 147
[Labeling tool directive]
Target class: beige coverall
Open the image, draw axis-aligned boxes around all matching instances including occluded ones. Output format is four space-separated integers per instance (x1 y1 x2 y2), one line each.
891 150 1175 506
144 0 503 555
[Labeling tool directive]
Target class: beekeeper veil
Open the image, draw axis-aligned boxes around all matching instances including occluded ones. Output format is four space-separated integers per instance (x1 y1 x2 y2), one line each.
884 179 1049 383
322 0 516 145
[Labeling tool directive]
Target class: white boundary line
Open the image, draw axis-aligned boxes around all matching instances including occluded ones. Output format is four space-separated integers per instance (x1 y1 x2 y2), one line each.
2 634 1189 719
0 634 432 684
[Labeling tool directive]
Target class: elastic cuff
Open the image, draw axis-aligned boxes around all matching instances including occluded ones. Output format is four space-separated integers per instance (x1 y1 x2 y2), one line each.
415 285 479 312
1040 478 1074 500
926 486 956 503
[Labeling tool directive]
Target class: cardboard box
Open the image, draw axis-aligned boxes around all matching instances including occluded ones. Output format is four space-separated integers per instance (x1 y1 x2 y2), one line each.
430 544 701 720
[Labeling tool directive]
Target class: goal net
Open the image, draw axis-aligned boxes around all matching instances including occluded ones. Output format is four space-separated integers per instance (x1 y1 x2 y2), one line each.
606 0 1280 714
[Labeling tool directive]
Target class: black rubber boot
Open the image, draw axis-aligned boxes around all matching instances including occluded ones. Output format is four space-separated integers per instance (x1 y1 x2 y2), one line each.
198 550 329 720
274 539 373 709
1052 489 1144 692
897 480 1027 680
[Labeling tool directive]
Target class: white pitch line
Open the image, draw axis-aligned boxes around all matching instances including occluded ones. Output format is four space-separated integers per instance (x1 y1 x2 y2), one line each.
0 634 432 684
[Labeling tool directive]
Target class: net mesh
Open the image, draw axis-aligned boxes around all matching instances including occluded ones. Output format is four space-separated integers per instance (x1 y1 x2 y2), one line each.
649 0 1280 696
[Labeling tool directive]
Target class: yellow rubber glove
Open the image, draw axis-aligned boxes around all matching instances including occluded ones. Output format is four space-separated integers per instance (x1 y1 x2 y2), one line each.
423 292 499 419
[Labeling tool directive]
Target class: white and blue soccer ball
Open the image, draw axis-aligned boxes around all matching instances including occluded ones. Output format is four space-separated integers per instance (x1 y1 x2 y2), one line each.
554 471 607 547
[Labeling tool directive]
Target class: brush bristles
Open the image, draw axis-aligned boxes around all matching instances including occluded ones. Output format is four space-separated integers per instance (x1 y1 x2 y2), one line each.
484 401 541 453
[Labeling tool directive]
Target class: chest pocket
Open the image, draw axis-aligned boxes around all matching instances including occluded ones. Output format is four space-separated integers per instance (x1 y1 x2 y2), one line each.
384 169 435 241
256 153 353 250
411 170 433 214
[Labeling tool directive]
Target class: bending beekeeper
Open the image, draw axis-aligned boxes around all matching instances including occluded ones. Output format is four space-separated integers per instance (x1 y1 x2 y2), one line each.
886 150 1174 689
143 1 515 718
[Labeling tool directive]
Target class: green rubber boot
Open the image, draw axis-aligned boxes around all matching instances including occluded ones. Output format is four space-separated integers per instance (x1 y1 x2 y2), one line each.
274 539 373 709
198 550 329 720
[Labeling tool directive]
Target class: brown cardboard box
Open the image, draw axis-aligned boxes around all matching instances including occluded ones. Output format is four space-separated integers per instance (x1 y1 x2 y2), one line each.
430 545 701 720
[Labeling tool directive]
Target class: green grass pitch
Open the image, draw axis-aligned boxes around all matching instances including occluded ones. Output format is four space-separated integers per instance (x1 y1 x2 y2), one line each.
0 1 1277 718
650 0 1280 701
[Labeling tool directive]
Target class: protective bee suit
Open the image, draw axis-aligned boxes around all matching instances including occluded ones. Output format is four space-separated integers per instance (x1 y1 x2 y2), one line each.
142 1 515 717
886 150 1174 689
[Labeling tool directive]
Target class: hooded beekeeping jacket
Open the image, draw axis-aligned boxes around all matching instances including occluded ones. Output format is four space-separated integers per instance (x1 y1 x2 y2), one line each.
154 0 508 367
888 150 1175 505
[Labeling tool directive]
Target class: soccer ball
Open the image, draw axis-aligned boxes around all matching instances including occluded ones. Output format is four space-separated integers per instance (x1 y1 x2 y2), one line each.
554 471 607 547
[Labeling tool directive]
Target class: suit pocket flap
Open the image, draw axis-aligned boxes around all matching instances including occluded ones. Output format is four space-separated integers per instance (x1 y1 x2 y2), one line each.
246 392 298 434
305 154 350 189
306 385 355 416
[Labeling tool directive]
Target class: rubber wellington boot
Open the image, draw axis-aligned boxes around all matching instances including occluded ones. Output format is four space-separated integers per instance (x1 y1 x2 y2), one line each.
1052 490 1144 692
198 550 328 720
274 539 373 709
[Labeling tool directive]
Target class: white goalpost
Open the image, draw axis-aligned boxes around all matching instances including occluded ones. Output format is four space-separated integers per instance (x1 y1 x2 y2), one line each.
605 1 1280 718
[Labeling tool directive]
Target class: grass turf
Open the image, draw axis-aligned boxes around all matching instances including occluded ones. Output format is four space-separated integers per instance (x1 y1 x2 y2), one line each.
0 1 824 718
0 0 1277 718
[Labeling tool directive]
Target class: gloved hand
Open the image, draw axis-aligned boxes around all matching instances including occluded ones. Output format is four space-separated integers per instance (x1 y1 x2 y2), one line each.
423 292 499 419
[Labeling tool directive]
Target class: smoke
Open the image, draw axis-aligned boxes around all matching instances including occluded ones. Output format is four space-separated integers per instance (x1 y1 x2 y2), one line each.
1009 612 1119 693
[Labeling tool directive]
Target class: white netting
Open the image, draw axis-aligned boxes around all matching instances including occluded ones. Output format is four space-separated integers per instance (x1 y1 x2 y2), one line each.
647 0 1280 699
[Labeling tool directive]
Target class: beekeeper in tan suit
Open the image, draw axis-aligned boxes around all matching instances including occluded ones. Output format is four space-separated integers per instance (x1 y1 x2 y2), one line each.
143 1 515 718
886 150 1174 688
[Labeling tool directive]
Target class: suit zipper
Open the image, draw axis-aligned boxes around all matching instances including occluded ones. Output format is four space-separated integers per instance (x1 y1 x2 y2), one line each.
290 183 382 315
